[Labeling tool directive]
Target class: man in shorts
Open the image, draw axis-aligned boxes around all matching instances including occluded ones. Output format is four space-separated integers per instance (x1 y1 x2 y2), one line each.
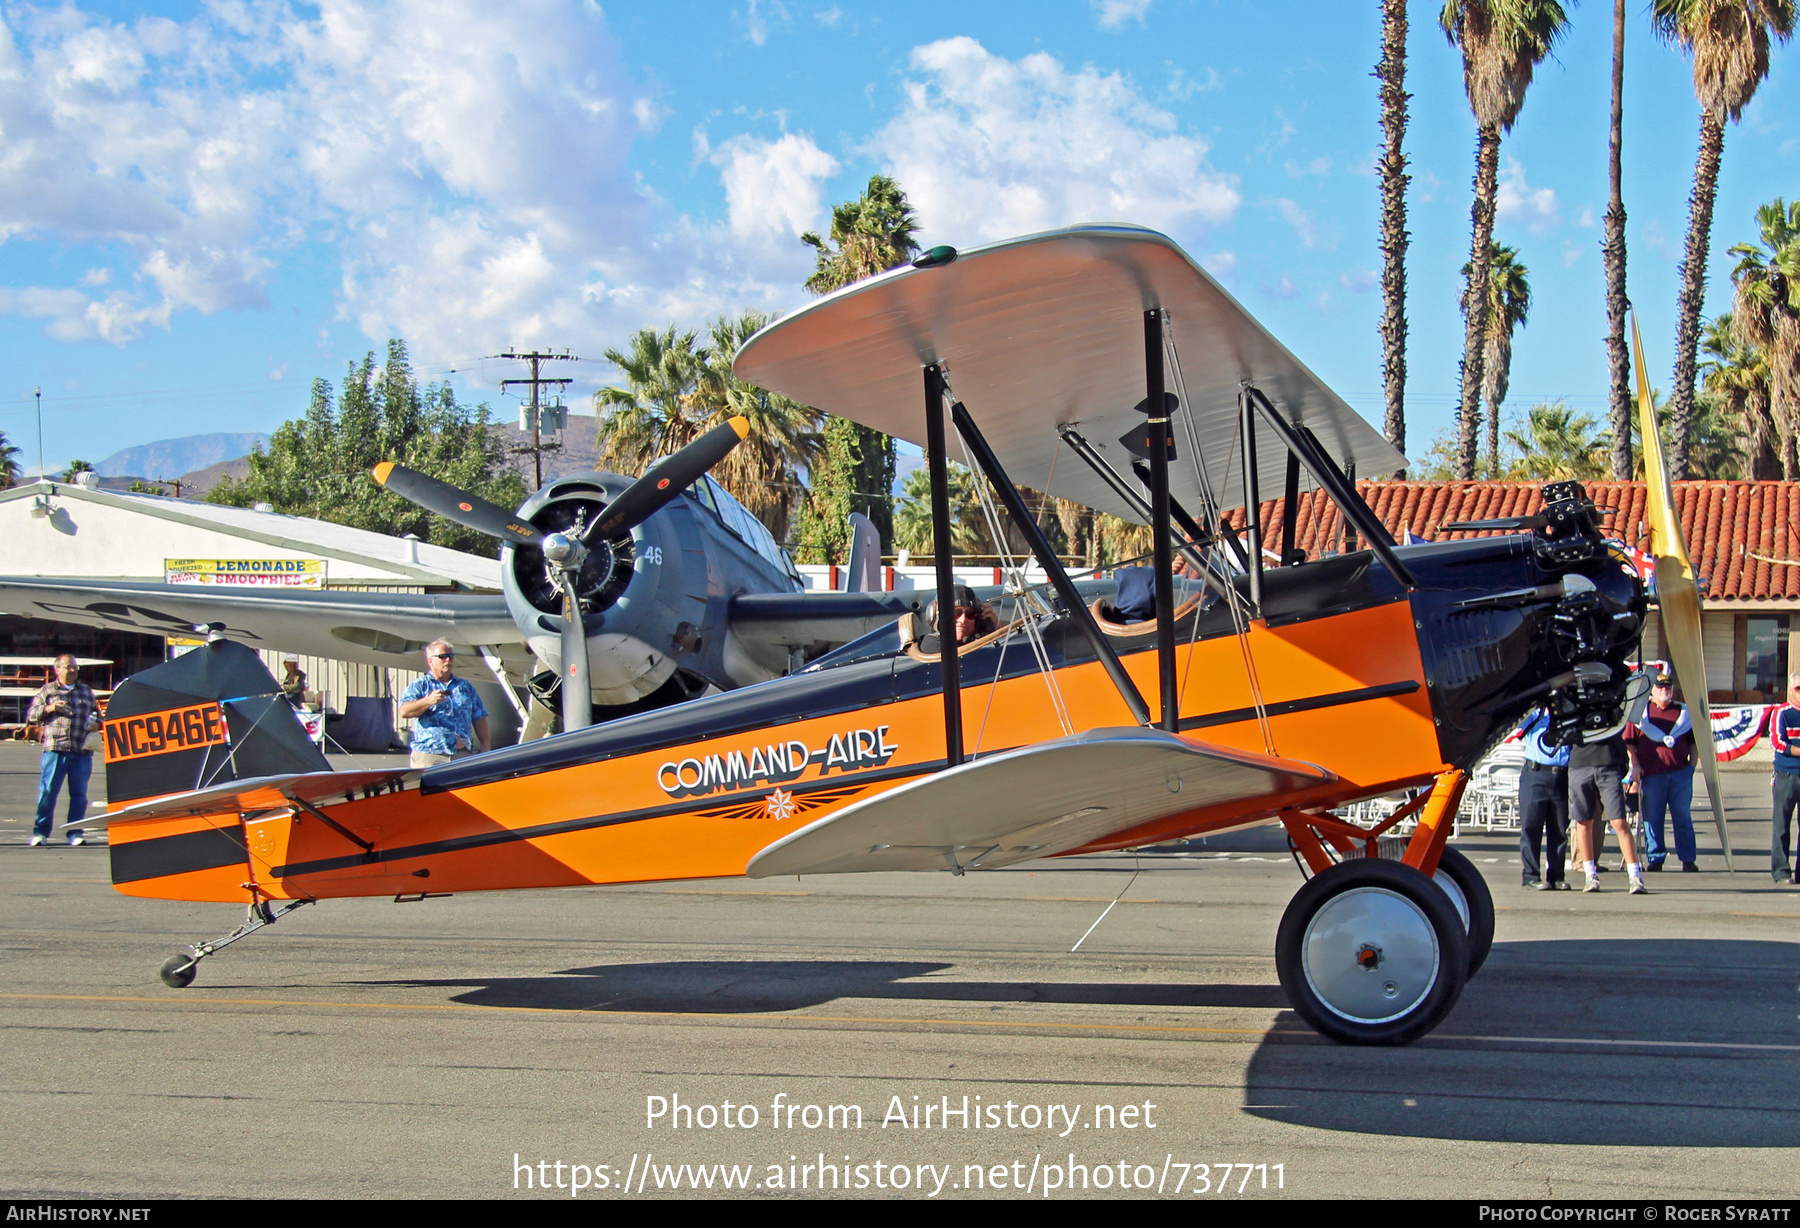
1568 729 1645 894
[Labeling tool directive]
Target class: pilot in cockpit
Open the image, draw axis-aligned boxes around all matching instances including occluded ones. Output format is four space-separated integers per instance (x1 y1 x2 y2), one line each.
921 583 999 652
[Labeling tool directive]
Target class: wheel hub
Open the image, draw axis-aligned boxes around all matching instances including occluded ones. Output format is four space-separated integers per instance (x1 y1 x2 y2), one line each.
1302 886 1440 1024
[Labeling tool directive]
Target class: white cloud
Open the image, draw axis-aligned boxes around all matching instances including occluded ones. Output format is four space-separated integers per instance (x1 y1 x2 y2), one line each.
1285 156 1332 178
0 1 815 364
1166 65 1221 100
814 6 842 25
1200 249 1237 287
712 132 838 251
872 38 1239 247
1577 206 1595 228
1093 0 1153 30
1495 159 1559 234
1338 269 1377 293
1273 198 1324 249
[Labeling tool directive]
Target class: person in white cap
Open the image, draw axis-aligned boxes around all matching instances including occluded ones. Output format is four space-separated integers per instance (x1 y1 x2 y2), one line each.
279 655 308 707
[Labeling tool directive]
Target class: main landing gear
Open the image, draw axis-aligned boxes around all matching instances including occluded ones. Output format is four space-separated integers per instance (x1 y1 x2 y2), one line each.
1274 770 1493 1044
1275 858 1467 1045
158 899 312 989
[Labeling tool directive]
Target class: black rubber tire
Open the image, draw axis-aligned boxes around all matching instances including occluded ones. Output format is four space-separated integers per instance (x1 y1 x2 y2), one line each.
159 955 198 989
1432 845 1496 977
1275 857 1468 1046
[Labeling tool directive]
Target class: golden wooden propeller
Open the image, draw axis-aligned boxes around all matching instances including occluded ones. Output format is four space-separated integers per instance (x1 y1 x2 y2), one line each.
1632 311 1733 871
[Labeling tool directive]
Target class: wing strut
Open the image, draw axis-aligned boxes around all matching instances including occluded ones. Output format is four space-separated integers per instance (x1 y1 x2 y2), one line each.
924 364 965 767
1144 308 1179 733
948 399 1153 727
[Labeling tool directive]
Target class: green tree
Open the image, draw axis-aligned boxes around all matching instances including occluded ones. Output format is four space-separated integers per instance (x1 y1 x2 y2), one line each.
892 462 982 556
704 311 821 544
61 459 93 482
1462 241 1532 475
593 324 712 471
1654 0 1796 476
1502 401 1608 482
1702 311 1778 475
594 317 819 543
207 339 523 554
790 175 918 560
1441 0 1570 479
0 432 18 489
1729 197 1800 477
1629 383 1745 478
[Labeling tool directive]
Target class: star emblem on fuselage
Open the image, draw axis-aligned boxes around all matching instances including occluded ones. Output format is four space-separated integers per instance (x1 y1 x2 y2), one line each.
765 788 795 821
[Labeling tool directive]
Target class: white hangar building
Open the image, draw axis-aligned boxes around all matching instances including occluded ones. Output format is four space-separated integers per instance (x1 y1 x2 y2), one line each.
0 478 524 745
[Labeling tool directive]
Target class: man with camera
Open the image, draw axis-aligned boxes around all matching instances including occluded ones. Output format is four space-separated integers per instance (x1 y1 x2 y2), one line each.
25 654 101 847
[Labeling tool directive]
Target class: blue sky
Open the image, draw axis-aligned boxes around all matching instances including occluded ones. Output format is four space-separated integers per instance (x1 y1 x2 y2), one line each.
2 0 1796 476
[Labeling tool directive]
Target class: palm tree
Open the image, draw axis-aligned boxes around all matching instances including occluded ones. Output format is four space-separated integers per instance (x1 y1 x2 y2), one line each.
1503 401 1608 481
1377 0 1412 465
61 459 93 483
1629 382 1746 477
800 175 921 293
1440 0 1570 479
0 432 20 489
1654 0 1796 477
1462 241 1532 475
1604 0 1633 478
792 175 920 561
892 463 982 557
1729 197 1800 478
703 311 822 543
592 325 712 474
1702 312 1779 475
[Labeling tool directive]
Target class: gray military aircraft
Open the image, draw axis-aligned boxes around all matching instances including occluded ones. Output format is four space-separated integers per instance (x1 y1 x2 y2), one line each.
0 422 912 737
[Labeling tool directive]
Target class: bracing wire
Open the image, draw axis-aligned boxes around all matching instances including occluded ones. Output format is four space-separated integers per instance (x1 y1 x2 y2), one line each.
948 401 1074 739
1165 317 1275 756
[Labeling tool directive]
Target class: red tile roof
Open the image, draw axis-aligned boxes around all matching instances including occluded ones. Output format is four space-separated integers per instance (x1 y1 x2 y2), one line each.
1236 480 1800 603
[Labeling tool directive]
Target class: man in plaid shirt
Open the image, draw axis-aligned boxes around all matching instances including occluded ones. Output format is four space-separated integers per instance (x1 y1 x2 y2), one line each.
26 654 101 847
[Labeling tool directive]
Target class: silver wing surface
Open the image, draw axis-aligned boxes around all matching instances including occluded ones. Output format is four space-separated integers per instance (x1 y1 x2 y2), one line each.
746 726 1333 877
733 224 1405 522
0 578 532 672
83 768 419 826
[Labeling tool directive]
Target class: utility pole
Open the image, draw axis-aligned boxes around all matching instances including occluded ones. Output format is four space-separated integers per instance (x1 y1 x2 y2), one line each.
497 349 579 488
34 386 43 484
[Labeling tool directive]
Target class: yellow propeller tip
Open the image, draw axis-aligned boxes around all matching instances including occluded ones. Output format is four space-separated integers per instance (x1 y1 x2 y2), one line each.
372 461 395 484
728 416 751 439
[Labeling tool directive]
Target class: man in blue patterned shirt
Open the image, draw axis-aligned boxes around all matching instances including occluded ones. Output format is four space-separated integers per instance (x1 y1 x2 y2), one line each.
398 640 490 769
1516 706 1571 890
26 654 101 846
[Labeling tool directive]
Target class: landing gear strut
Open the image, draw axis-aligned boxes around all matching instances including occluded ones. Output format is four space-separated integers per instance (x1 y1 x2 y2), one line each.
158 899 312 989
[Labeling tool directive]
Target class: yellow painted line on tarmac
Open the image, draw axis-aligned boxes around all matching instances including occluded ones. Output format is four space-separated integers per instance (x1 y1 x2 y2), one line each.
660 889 811 897
4 993 1794 1052
26 878 110 883
0 992 1279 1036
1727 911 1800 918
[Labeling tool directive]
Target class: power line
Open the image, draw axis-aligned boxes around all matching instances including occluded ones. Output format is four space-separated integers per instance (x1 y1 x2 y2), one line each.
496 349 580 489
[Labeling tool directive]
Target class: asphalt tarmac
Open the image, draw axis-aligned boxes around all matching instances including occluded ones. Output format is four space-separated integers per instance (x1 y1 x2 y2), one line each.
1 742 1795 1200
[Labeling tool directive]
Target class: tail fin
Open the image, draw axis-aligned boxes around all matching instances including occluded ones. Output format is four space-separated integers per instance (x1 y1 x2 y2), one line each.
103 639 329 808
843 512 883 592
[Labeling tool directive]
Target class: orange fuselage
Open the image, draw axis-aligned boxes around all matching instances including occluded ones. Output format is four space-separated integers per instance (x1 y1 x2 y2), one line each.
110 600 1447 904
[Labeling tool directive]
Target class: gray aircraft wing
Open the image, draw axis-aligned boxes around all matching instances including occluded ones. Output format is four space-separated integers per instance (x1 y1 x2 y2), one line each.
0 577 532 672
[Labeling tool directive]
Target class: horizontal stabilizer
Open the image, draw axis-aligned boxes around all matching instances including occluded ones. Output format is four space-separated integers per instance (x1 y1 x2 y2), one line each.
746 726 1332 878
82 768 417 827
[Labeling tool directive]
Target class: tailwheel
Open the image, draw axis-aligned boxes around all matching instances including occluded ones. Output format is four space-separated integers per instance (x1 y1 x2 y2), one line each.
159 954 199 989
1430 846 1495 977
1276 858 1468 1046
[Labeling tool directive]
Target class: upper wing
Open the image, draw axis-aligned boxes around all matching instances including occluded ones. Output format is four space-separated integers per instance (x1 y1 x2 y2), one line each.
734 224 1405 522
746 726 1333 877
0 577 531 672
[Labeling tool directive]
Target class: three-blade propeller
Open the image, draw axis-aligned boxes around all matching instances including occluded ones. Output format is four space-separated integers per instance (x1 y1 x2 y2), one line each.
1631 314 1732 871
373 416 751 734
